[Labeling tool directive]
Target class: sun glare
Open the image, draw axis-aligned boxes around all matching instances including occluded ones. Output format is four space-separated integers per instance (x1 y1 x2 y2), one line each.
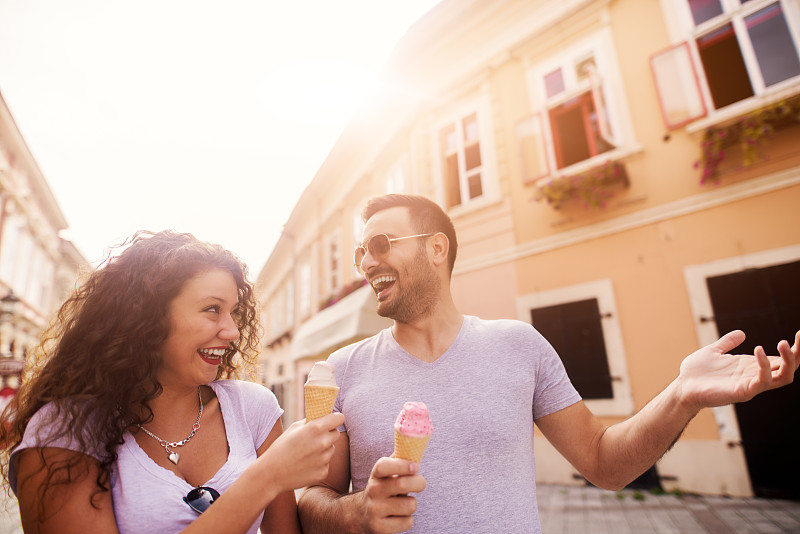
258 59 376 126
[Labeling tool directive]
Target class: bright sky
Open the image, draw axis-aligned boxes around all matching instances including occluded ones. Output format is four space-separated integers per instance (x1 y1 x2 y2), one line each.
0 0 441 272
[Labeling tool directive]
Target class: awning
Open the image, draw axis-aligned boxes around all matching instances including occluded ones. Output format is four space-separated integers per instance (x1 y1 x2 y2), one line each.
291 285 392 361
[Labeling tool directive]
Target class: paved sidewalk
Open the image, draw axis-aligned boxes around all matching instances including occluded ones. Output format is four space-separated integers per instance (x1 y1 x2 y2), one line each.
0 491 21 534
538 483 800 534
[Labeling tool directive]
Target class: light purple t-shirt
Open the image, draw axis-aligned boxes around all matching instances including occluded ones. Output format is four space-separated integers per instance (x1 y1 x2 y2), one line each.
328 315 581 534
11 379 281 534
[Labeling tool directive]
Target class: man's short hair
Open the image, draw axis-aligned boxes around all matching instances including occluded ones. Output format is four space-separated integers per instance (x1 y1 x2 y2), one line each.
362 194 458 274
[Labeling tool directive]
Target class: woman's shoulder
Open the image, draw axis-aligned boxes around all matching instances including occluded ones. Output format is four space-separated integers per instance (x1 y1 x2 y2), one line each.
209 379 278 405
209 380 282 444
23 399 95 445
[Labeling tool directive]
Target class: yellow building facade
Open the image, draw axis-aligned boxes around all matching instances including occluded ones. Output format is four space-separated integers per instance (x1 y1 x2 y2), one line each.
257 0 800 498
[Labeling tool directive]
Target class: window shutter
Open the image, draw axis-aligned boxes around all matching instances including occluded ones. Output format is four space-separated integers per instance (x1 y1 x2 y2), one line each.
530 298 614 400
516 113 550 184
585 63 615 146
650 41 707 129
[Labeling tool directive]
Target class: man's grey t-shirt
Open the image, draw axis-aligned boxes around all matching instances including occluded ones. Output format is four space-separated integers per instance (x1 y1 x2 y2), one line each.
329 315 581 534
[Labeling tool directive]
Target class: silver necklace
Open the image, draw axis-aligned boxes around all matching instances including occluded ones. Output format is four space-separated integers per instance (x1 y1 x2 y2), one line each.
137 387 203 465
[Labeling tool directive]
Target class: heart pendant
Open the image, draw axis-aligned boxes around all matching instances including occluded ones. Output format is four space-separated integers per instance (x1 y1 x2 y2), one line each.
168 452 180 465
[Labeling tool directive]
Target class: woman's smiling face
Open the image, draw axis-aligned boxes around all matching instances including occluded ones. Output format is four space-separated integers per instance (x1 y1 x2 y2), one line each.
159 268 240 388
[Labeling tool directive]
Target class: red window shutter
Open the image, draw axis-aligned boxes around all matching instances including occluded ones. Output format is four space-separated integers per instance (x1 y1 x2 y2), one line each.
516 112 550 184
650 41 707 129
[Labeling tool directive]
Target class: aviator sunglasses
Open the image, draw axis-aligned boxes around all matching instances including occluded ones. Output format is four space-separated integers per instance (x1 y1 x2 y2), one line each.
354 233 434 274
184 486 220 514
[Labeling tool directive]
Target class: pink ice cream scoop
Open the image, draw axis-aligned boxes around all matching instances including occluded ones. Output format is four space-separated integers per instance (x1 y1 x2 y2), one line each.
394 401 434 437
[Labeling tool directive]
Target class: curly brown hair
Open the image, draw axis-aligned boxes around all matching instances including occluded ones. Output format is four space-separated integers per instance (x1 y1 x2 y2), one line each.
0 230 262 509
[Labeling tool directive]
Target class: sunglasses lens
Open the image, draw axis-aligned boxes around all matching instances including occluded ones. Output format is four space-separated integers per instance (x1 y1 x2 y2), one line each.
184 486 220 514
368 234 391 258
355 235 392 273
354 247 367 271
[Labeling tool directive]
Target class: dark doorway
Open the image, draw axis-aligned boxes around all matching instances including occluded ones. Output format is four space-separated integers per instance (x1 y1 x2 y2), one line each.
706 260 800 499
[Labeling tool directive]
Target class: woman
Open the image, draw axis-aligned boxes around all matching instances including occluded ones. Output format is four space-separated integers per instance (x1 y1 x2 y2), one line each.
0 230 343 533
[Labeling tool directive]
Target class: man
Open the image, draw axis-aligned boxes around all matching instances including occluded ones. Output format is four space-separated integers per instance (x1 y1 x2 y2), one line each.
298 194 799 533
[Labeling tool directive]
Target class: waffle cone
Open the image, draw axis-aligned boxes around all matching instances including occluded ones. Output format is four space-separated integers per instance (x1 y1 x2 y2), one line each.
304 385 339 420
391 430 431 464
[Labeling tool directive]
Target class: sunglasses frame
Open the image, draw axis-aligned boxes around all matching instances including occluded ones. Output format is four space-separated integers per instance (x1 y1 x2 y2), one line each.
354 233 435 274
183 485 220 514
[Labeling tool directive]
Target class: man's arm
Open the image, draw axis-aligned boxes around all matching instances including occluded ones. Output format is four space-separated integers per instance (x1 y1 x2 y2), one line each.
298 431 426 534
536 330 800 490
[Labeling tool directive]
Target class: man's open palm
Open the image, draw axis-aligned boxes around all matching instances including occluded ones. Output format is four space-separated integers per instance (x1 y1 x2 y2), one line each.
678 330 800 410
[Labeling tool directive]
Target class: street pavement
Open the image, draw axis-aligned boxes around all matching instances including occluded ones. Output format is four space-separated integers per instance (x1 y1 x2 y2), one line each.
538 483 800 533
0 491 21 534
1 482 798 532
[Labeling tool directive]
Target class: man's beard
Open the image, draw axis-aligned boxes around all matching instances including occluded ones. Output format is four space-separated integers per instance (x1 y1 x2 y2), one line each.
377 248 440 323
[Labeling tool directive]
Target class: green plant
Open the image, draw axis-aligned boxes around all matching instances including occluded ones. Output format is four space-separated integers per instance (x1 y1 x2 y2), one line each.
534 160 628 209
695 94 800 184
670 488 685 499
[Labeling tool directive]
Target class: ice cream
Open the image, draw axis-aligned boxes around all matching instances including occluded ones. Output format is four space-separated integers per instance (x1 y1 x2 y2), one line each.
391 401 433 464
304 361 339 420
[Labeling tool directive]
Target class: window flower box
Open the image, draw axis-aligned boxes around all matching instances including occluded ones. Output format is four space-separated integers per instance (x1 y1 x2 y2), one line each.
695 93 800 184
534 160 629 210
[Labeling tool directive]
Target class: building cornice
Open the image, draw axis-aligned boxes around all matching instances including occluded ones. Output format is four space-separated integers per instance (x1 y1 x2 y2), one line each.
454 167 800 275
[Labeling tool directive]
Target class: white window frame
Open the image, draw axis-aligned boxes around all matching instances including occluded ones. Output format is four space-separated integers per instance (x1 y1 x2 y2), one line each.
659 0 800 128
517 279 634 417
524 27 638 180
432 96 498 214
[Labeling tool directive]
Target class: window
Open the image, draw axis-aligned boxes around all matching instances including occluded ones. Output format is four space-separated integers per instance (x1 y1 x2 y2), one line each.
299 262 311 318
268 279 294 339
352 208 365 264
517 279 634 416
0 215 21 282
438 111 485 209
525 30 631 175
38 259 54 311
384 163 407 194
327 233 340 295
549 89 615 169
286 279 294 328
680 0 800 110
12 228 33 297
269 293 284 339
543 57 616 170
